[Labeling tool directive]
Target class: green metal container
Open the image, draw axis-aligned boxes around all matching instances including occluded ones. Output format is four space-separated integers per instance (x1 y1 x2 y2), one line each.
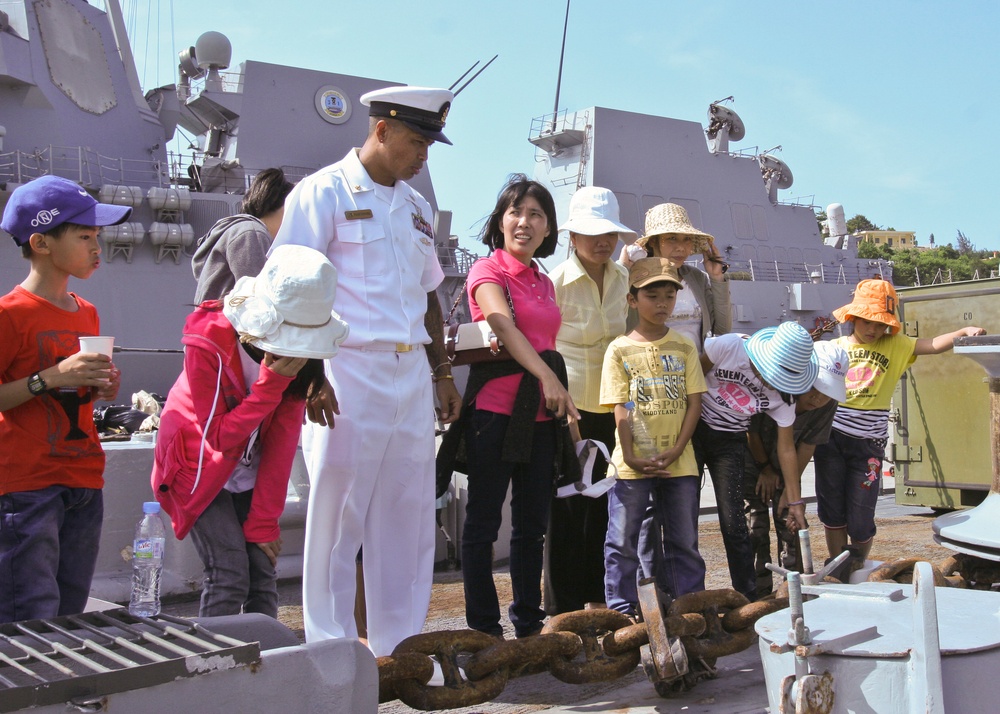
894 278 1000 510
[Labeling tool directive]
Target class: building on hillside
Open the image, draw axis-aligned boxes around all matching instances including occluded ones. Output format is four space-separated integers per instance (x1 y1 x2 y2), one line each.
857 230 917 249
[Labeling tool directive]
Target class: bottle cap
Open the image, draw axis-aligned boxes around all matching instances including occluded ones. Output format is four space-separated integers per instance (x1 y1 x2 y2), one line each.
624 401 636 410
142 501 161 514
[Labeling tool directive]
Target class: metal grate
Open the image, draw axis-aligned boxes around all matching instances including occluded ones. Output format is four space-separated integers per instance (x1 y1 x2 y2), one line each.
0 609 260 712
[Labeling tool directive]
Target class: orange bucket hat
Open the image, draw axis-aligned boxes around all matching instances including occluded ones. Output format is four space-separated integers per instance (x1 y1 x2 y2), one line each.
832 279 901 335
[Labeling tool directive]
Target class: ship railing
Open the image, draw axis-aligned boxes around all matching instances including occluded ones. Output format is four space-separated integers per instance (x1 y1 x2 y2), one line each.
692 256 878 286
0 146 167 189
436 243 480 276
529 109 588 141
776 195 819 210
186 69 244 95
726 146 761 159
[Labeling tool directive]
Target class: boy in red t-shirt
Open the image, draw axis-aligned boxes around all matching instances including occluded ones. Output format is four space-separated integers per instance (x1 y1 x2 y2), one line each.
0 175 130 623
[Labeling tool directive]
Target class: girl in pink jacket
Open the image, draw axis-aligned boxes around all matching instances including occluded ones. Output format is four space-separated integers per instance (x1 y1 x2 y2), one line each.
152 245 348 617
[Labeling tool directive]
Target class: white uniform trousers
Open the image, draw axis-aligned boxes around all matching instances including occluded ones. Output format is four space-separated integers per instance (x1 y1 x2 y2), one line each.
301 345 436 656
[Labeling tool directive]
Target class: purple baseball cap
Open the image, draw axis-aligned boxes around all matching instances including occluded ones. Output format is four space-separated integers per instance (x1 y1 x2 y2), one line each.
1 176 132 246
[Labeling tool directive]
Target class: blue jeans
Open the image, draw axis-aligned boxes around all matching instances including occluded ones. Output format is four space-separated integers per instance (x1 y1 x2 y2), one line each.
0 486 103 623
692 420 757 601
606 476 704 614
189 488 278 618
462 410 555 638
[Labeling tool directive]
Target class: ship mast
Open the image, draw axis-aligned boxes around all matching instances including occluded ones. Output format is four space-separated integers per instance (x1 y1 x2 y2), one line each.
551 0 571 130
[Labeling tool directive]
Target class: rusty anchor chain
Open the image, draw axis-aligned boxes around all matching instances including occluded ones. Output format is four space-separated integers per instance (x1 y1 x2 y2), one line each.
377 582 789 710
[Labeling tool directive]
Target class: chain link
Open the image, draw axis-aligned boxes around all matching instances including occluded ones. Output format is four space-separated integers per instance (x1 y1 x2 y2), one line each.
377 551 1000 709
377 586 780 710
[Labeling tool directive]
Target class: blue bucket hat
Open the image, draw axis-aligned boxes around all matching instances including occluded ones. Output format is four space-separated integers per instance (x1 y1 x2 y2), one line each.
744 322 819 395
1 175 132 246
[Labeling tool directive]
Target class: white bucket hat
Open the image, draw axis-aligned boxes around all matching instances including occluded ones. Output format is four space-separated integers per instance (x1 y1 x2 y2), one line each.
811 340 849 402
559 187 637 244
744 322 819 395
223 245 349 359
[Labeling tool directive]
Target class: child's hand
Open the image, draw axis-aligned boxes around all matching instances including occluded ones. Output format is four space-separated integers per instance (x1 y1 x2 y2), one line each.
254 537 283 567
654 446 683 472
962 326 987 337
755 466 781 503
93 363 121 402
785 503 808 532
624 454 671 477
52 352 114 390
263 353 307 377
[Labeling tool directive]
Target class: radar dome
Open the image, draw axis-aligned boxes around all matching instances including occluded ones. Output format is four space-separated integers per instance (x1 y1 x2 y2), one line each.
827 203 847 236
195 31 232 70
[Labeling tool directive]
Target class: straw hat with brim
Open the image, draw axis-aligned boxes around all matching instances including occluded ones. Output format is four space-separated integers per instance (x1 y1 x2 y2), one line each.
559 186 638 244
831 279 901 335
812 340 849 402
636 203 713 252
223 245 349 360
744 322 819 395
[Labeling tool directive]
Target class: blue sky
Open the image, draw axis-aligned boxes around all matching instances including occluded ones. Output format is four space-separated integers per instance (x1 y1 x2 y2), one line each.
124 0 1000 252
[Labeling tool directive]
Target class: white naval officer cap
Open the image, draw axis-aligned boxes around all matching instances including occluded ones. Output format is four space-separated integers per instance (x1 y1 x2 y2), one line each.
360 86 454 145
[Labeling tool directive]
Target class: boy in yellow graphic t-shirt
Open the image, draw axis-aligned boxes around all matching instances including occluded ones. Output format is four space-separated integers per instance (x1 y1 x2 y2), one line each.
600 258 706 617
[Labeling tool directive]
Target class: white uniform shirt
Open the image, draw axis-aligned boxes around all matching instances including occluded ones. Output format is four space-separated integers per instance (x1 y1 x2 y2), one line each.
271 149 445 347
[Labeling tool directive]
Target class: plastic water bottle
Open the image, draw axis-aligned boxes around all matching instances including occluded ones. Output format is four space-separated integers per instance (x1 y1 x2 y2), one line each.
129 501 165 617
625 401 657 459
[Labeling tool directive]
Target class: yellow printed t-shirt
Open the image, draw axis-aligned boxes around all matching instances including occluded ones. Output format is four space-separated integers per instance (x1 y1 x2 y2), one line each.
600 331 707 480
836 333 917 411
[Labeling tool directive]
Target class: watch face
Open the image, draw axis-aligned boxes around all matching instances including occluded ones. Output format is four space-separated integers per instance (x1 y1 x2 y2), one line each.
28 373 46 395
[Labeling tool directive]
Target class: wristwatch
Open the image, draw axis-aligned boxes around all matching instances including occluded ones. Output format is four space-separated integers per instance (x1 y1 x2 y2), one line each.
27 371 48 396
754 460 770 472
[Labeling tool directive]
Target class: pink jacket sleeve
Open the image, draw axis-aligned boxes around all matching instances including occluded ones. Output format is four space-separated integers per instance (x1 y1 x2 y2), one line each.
242 394 306 543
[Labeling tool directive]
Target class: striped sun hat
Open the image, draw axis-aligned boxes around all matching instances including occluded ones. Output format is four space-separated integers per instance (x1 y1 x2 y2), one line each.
744 322 819 395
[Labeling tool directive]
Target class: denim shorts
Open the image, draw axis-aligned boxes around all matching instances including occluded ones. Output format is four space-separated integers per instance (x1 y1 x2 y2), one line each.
813 430 884 543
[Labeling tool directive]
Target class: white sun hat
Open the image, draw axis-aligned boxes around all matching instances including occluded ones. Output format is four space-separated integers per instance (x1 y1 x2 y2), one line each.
223 245 349 359
812 340 849 402
559 186 638 244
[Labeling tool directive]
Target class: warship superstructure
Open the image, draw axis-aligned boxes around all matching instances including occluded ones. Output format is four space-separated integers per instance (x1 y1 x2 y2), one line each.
532 104 882 331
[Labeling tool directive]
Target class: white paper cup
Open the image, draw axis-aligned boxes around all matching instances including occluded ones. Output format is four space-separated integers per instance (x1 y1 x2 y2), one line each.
79 336 115 357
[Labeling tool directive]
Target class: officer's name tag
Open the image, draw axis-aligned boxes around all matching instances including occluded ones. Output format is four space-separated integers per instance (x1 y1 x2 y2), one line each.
344 209 374 220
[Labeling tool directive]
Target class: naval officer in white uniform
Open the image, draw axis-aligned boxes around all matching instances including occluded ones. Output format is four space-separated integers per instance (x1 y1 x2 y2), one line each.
270 86 462 656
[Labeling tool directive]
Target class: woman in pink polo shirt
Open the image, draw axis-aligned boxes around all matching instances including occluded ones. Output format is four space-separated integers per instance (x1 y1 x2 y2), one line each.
460 174 580 639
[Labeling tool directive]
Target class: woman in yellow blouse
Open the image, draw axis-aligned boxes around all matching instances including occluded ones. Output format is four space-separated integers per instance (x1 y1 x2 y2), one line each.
544 187 637 615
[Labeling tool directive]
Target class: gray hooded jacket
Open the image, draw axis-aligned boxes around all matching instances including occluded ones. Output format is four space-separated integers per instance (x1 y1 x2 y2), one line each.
191 214 271 303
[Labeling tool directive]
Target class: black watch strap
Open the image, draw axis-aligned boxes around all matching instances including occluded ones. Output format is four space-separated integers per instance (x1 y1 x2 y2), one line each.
755 459 770 471
27 371 48 396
